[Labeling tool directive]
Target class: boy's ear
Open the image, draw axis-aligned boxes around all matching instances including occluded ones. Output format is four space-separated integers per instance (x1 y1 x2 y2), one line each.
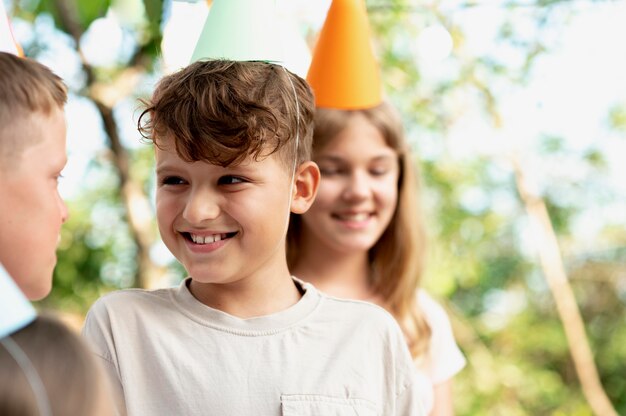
291 161 320 214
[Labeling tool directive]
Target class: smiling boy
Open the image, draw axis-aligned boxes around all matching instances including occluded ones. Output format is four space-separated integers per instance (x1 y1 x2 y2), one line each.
155 138 306 316
82 60 423 415
0 52 68 300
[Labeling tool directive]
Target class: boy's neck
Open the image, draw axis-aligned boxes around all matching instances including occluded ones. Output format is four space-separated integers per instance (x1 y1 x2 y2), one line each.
188 268 301 319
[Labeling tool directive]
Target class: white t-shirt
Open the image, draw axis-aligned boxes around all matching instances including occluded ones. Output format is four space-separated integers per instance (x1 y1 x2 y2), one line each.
414 291 466 413
82 278 425 416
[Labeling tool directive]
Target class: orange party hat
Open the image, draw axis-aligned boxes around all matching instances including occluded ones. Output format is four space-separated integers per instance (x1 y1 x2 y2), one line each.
307 0 381 109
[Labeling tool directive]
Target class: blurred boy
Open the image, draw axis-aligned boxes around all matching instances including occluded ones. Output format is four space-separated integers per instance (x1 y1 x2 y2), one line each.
83 60 423 415
0 52 69 300
0 313 115 416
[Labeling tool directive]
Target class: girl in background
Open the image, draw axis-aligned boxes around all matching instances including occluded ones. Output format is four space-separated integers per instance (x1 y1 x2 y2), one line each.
287 0 466 414
287 102 466 415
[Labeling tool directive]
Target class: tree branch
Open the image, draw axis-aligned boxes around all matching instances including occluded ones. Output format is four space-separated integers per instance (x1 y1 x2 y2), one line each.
53 0 165 288
511 156 617 416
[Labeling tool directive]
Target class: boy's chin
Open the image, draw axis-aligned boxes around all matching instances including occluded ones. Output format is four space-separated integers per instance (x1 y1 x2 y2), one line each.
22 275 53 301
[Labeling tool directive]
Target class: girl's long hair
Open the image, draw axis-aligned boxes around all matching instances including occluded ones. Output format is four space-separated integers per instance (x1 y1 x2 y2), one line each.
287 102 431 358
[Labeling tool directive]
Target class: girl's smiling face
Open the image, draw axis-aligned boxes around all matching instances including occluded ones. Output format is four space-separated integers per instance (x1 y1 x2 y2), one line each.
300 113 399 255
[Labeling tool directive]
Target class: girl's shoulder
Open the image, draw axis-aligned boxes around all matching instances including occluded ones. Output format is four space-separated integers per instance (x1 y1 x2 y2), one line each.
416 289 466 383
416 289 451 326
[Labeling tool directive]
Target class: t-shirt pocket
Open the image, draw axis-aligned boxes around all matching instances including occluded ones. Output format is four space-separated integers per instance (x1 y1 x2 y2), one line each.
281 394 379 416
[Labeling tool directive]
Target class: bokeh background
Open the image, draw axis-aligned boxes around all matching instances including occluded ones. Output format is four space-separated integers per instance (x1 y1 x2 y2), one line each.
5 0 626 414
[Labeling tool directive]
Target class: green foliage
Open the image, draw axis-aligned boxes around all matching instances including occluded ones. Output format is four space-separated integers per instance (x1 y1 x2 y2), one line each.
366 1 625 414
73 0 110 30
141 0 162 38
39 158 140 313
29 0 111 33
608 104 626 132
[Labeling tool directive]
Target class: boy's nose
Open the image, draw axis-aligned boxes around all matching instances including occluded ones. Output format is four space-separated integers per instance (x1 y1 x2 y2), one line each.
182 190 221 224
342 171 370 201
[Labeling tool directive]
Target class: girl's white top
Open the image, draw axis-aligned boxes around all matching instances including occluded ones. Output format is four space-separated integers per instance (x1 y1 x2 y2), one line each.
414 290 466 413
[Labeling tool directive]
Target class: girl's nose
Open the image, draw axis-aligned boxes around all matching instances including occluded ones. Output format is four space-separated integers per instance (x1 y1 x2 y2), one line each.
342 170 370 201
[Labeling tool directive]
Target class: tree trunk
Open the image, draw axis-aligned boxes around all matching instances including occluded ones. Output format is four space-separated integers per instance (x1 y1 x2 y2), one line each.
54 0 166 289
512 157 617 416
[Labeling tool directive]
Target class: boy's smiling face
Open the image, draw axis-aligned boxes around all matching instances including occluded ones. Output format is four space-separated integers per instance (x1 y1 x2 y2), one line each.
0 109 68 300
155 135 295 286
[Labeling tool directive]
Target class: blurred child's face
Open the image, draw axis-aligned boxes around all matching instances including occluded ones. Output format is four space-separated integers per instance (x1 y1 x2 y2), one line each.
0 109 68 300
300 114 399 255
155 136 294 285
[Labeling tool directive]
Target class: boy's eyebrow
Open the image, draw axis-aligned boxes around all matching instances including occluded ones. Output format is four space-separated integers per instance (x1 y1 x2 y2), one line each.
155 161 258 176
155 163 178 175
226 163 259 173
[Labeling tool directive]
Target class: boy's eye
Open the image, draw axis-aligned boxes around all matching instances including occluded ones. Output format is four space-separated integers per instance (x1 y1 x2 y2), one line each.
161 176 186 186
218 175 246 185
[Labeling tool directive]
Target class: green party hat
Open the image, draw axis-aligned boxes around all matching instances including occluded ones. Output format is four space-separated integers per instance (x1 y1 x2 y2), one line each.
190 0 283 63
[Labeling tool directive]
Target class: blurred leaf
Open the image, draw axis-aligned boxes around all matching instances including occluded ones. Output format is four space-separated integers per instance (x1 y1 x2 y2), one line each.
540 134 565 154
583 148 606 168
142 0 162 38
35 0 111 33
608 104 626 132
75 0 110 30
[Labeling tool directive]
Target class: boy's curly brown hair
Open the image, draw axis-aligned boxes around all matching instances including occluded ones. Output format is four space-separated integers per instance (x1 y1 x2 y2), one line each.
138 60 315 169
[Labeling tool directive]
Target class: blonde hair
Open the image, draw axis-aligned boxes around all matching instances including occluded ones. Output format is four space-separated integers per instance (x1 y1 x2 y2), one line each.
0 315 105 415
0 52 67 167
287 102 431 358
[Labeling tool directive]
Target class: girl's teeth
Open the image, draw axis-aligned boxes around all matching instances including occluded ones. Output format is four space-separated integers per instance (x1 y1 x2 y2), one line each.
190 234 227 244
340 213 369 221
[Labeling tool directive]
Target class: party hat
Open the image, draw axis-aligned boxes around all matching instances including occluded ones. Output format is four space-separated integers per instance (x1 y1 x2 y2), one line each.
307 0 382 109
0 1 20 56
190 0 283 64
0 264 36 339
